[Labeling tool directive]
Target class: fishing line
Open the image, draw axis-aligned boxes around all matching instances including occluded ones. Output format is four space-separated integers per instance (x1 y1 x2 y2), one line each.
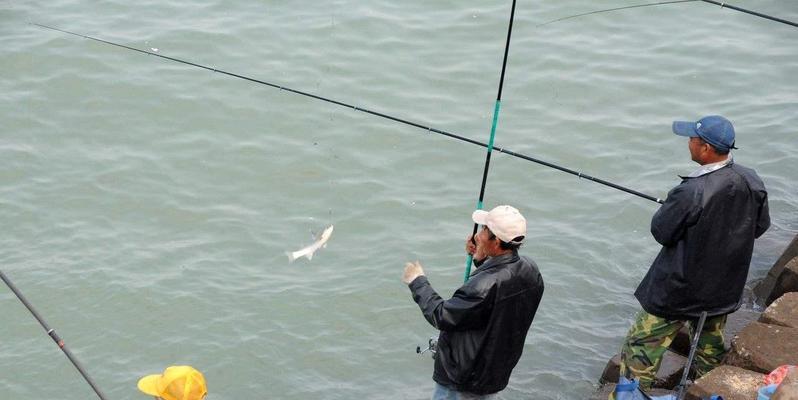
462 0 517 282
538 0 798 28
32 23 662 204
0 270 109 400
536 0 697 27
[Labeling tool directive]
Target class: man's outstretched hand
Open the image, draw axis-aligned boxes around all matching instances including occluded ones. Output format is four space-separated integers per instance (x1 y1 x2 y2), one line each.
402 261 425 284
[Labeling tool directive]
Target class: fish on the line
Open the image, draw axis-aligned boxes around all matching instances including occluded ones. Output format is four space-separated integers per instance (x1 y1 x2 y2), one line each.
287 225 334 262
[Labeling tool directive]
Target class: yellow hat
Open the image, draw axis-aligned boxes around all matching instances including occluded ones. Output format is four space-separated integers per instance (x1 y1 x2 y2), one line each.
137 365 207 400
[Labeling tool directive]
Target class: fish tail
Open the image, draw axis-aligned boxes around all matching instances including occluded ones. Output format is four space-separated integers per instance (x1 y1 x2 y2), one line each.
286 251 297 263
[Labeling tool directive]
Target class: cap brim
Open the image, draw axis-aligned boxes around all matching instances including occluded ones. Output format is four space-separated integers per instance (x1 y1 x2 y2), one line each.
137 374 161 396
472 210 489 225
672 121 699 137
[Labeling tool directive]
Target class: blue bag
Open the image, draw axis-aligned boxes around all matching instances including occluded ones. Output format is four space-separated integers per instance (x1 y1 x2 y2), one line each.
614 377 723 400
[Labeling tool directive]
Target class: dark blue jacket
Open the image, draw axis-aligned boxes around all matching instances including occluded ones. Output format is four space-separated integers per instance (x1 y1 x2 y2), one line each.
409 251 544 395
635 162 770 319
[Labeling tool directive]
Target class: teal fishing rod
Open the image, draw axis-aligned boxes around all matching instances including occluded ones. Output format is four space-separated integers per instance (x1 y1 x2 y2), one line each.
0 270 109 400
538 0 798 28
32 23 662 205
463 0 518 282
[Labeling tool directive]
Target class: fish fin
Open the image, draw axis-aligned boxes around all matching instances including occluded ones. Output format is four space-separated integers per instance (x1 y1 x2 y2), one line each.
286 251 296 263
306 251 314 261
322 243 328 249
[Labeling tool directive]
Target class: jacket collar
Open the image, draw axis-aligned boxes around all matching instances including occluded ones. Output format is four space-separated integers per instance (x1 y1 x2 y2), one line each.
680 157 734 180
470 250 519 277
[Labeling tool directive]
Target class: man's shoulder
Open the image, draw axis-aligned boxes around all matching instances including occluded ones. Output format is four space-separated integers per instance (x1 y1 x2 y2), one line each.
710 163 766 191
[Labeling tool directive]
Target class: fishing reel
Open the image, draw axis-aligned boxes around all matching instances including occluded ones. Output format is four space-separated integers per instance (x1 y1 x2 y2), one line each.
416 335 438 358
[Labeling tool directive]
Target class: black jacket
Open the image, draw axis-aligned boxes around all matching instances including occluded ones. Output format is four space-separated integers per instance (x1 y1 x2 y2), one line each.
635 162 770 320
408 251 544 395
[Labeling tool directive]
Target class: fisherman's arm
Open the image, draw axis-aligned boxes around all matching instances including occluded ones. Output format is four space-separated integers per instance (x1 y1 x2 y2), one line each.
755 191 771 238
404 263 492 331
650 183 701 246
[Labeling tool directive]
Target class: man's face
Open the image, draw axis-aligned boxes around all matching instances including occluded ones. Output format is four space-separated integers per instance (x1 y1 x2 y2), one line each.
474 226 499 260
688 136 708 164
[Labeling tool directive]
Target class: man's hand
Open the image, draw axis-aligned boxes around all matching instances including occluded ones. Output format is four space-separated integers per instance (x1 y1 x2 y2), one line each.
402 261 425 284
465 235 476 255
466 234 487 262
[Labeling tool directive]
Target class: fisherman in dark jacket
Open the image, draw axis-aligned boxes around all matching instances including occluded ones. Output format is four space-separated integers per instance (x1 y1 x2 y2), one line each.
615 115 770 394
403 205 544 399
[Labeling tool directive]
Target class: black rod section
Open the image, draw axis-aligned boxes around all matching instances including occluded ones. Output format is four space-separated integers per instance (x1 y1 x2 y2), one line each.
701 0 798 28
32 23 663 204
0 270 109 400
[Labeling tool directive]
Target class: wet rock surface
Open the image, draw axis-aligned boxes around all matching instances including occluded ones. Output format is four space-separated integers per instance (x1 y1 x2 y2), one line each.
767 257 798 306
760 292 798 329
756 233 798 302
599 351 685 388
773 368 798 400
685 365 763 400
725 321 798 374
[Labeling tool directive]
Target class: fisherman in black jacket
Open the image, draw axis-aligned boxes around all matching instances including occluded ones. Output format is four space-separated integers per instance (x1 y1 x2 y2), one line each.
403 205 544 399
615 115 770 394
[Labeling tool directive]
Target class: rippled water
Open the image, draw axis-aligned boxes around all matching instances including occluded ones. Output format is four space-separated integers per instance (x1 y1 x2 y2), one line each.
2 1 797 399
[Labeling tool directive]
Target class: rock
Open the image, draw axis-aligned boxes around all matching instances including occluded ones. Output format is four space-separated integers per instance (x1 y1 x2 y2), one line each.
599 354 621 384
598 351 685 388
589 383 615 400
685 365 763 400
669 325 691 355
756 234 798 302
760 292 798 328
773 368 798 400
724 307 762 348
588 383 673 400
654 350 687 389
725 322 798 373
767 257 798 305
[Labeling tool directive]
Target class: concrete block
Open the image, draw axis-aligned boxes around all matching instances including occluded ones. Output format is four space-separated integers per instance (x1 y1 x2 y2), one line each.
725 322 798 373
767 257 798 305
760 292 798 329
598 351 685 388
724 307 762 348
669 325 691 356
773 368 798 400
756 234 798 302
654 350 687 389
685 365 764 400
599 354 621 384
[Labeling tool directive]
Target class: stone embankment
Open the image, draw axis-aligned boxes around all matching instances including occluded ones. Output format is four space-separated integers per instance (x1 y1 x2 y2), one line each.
590 234 798 400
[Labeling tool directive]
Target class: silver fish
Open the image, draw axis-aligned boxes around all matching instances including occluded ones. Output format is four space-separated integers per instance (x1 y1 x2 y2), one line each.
287 225 334 262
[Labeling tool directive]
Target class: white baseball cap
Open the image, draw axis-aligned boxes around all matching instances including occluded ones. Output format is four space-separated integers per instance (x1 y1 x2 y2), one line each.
472 205 526 244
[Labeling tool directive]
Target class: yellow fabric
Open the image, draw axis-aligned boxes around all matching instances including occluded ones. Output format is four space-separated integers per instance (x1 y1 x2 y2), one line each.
137 366 207 400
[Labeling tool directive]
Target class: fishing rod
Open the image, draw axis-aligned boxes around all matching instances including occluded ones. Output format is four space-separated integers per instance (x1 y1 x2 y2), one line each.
32 23 662 205
463 0 518 281
538 0 798 29
0 269 109 400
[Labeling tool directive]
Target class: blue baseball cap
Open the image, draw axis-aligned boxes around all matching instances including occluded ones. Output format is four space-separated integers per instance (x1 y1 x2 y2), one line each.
672 115 737 151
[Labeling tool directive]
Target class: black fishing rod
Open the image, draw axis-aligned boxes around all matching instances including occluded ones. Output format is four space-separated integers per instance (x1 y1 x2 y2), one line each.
701 0 798 28
0 269 109 400
32 23 663 205
463 0 518 281
538 0 798 29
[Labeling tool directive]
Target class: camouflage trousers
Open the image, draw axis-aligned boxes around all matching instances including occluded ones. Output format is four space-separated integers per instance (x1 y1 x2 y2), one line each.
618 310 727 391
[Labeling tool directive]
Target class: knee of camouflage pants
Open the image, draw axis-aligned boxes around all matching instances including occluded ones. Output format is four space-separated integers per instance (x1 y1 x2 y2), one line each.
617 311 684 391
691 314 727 377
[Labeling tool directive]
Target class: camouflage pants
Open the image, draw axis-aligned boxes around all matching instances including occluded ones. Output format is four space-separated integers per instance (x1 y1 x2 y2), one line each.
618 310 727 391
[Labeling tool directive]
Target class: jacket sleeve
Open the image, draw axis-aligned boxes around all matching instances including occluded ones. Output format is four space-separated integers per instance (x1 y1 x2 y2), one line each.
650 182 701 247
408 276 493 332
755 190 770 238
